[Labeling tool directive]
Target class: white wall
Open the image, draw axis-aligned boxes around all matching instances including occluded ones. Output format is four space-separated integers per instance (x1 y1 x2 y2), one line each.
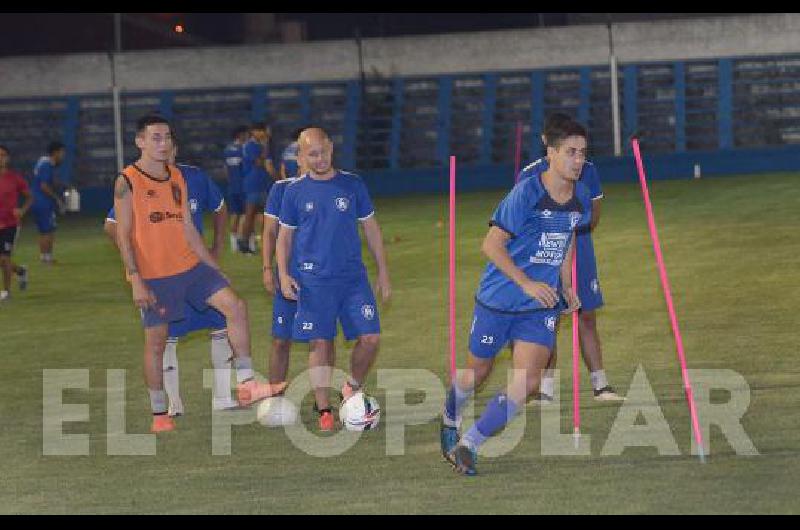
1 13 799 98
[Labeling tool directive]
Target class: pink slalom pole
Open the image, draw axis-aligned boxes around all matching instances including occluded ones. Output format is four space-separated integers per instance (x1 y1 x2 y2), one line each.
631 138 706 462
571 250 581 447
513 121 523 183
449 156 457 382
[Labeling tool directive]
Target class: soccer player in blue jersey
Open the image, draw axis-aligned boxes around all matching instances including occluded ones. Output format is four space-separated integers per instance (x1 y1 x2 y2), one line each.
278 128 304 180
239 122 275 254
262 169 306 386
223 126 249 253
523 113 623 403
105 144 239 415
276 127 391 432
31 141 66 264
440 119 590 476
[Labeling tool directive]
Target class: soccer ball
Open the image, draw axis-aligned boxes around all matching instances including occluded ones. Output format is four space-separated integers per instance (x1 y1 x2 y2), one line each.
256 397 299 427
339 391 381 431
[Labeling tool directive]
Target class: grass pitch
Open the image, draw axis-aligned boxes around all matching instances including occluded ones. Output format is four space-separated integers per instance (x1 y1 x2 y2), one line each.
1 172 799 514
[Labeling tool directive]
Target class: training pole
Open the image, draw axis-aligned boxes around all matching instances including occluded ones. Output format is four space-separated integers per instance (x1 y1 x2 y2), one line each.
571 251 581 448
514 121 523 183
449 156 457 382
631 138 706 463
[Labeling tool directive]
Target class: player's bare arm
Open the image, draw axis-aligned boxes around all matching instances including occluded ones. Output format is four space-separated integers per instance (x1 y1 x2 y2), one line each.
40 180 64 209
113 175 155 309
13 187 33 220
103 220 118 247
262 214 279 294
362 216 392 303
560 234 580 314
276 226 298 300
590 198 602 231
482 225 558 308
211 202 227 261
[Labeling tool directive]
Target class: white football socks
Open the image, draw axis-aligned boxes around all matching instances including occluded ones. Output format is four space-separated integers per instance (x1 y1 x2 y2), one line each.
163 338 183 414
590 369 609 391
210 330 234 402
540 373 555 397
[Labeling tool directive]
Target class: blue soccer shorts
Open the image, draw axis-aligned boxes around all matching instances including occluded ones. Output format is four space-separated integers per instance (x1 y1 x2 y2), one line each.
141 262 229 328
292 277 380 341
575 231 604 312
167 303 227 338
468 301 561 359
32 203 56 234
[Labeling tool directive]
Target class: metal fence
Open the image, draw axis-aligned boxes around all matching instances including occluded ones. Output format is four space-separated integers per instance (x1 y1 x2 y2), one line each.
2 52 800 188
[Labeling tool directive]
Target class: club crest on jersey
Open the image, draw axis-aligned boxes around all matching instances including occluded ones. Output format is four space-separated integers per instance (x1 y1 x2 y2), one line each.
541 209 553 218
335 197 349 212
569 212 581 229
171 183 182 206
545 316 556 331
146 189 158 199
361 304 376 320
189 198 198 213
304 201 314 212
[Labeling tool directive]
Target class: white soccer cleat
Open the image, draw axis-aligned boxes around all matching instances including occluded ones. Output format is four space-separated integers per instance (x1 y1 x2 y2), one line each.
167 400 185 417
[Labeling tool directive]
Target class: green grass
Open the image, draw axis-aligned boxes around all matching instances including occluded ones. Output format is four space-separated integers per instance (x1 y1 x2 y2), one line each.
1 172 799 513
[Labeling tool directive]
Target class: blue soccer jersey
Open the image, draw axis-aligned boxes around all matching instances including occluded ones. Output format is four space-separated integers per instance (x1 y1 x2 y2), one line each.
241 139 262 179
475 173 592 313
106 164 223 235
278 171 374 284
243 139 273 195
264 177 296 220
180 164 225 231
32 156 56 206
281 142 300 179
264 177 299 282
223 142 244 194
518 157 603 200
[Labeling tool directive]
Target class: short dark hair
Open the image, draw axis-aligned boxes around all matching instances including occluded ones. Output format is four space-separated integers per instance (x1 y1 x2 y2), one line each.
542 113 573 147
0 144 9 156
251 121 267 132
136 114 172 135
232 125 249 139
47 141 65 155
546 119 588 149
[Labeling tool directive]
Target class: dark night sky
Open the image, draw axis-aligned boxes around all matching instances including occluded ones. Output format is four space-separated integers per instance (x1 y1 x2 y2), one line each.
0 13 741 56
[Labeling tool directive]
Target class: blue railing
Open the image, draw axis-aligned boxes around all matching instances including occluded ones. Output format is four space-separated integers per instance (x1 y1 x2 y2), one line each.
3 52 800 210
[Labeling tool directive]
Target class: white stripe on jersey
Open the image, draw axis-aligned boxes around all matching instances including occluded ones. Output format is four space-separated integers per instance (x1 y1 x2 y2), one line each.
521 158 546 173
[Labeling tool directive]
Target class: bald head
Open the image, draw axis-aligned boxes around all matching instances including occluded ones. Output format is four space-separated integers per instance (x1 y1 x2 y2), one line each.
298 127 330 147
298 127 334 178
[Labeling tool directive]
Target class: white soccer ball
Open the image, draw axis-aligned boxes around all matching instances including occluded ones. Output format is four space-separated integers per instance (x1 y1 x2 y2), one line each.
339 391 381 431
256 397 299 427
